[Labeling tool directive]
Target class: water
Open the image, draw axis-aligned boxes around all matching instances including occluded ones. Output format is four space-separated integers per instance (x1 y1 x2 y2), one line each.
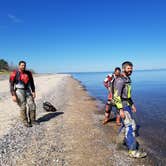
71 70 166 161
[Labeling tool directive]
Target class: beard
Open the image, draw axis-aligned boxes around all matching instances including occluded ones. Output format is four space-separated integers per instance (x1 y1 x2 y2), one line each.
124 70 132 76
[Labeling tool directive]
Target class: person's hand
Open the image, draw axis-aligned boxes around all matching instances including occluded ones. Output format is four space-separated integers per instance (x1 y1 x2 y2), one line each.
119 109 125 119
12 95 17 102
132 104 137 113
32 92 36 99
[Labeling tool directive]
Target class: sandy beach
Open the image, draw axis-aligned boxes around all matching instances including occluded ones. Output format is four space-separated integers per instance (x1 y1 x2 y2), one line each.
0 74 156 165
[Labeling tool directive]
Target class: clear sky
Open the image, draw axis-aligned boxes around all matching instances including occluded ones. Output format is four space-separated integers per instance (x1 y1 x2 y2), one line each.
0 0 166 73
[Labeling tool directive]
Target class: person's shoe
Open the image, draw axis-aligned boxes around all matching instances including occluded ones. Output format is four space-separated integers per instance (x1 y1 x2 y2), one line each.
129 150 147 158
103 118 110 125
24 122 32 127
31 120 40 125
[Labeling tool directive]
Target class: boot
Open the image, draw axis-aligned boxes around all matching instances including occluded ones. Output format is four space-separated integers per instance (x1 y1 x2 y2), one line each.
25 122 32 127
116 114 121 126
129 150 147 158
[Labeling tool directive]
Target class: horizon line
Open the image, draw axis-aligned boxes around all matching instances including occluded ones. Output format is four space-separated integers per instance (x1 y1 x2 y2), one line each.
40 68 166 74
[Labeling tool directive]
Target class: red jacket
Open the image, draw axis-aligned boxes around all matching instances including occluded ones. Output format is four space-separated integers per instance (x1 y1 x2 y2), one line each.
9 70 35 96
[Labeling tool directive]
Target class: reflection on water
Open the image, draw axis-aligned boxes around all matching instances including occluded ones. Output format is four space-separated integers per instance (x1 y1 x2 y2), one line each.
72 70 166 161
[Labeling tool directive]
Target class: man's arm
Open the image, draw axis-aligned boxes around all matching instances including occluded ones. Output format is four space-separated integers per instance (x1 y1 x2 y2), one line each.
29 71 36 98
127 98 136 112
126 78 136 112
114 78 123 109
9 71 16 96
113 78 125 118
9 71 17 102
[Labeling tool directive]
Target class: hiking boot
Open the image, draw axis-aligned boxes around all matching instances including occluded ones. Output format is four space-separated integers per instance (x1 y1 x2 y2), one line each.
24 122 32 127
129 150 147 158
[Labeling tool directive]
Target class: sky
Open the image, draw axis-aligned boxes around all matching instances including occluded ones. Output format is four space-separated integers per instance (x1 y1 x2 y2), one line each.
0 0 166 73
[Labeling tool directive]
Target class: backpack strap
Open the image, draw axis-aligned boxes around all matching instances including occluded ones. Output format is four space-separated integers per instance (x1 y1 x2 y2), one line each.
14 70 20 83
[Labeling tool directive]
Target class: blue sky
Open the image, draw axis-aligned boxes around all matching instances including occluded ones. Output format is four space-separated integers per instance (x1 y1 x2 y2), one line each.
0 0 166 73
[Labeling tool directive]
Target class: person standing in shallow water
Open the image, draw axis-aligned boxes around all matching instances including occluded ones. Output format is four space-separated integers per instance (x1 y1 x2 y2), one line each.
113 61 147 158
103 67 121 125
9 61 39 127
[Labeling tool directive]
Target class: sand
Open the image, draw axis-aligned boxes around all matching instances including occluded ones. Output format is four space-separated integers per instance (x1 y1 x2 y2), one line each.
0 74 68 137
0 74 156 165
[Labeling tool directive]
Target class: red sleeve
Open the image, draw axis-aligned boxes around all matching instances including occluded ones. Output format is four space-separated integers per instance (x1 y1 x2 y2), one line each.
9 70 17 82
9 70 17 96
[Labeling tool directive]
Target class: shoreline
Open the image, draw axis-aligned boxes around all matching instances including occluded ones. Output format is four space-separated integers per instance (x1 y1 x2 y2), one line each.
71 75 165 165
65 76 154 165
0 74 158 165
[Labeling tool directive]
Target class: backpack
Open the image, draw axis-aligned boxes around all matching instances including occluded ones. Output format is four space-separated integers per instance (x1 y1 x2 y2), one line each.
43 101 57 112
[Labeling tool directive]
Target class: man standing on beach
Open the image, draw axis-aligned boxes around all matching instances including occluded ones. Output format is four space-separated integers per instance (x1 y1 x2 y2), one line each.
103 67 121 125
9 61 38 127
113 61 147 158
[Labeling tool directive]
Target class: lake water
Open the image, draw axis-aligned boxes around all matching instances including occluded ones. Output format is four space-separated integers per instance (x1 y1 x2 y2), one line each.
71 70 166 161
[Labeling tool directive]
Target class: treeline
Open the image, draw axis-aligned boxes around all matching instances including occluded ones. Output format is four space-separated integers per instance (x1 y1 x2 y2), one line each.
0 59 35 73
0 59 10 71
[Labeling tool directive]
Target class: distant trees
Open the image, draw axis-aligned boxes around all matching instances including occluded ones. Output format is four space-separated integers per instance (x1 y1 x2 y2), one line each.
0 59 17 71
0 59 9 71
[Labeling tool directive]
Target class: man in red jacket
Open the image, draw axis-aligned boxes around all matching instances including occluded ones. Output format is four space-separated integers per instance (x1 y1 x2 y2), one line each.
9 61 38 127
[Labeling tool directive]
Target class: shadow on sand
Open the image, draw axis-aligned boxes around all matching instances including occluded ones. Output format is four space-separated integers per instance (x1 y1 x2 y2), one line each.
37 112 64 123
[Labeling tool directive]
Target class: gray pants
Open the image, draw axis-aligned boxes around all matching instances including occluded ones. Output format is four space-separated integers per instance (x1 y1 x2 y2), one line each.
16 89 36 124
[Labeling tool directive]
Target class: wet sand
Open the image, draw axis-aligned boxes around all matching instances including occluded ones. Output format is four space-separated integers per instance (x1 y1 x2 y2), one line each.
0 74 155 165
